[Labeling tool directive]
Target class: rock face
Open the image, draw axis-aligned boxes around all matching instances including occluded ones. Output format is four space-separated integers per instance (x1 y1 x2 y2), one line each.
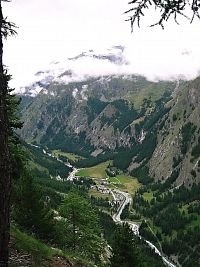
19 68 200 185
149 77 200 186
19 75 175 154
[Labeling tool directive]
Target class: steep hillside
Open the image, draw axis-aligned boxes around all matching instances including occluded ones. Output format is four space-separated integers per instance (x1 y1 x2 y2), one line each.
19 75 175 158
17 44 200 187
150 77 200 186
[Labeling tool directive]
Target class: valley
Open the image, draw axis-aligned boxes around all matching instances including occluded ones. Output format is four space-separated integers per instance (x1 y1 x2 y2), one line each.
42 145 177 267
13 57 200 266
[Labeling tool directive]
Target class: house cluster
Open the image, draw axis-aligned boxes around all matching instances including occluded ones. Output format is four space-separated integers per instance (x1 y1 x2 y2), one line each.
91 184 111 195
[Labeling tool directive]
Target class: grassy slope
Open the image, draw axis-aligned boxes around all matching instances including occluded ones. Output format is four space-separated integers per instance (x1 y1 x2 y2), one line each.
126 82 172 110
52 150 84 162
10 226 91 267
76 161 111 179
108 175 140 194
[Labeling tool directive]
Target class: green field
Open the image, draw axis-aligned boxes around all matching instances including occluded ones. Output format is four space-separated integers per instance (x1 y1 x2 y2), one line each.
52 150 84 162
76 161 140 194
108 175 140 194
76 161 111 178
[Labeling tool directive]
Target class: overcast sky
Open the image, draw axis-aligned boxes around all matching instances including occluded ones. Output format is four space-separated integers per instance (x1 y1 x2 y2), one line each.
3 0 200 89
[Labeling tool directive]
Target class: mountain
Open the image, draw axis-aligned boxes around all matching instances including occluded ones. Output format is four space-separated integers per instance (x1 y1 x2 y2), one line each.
149 77 200 187
16 48 200 266
18 47 200 186
19 74 175 158
17 46 128 97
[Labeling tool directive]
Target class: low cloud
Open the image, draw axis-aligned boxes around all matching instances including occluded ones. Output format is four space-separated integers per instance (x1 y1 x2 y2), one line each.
18 44 200 95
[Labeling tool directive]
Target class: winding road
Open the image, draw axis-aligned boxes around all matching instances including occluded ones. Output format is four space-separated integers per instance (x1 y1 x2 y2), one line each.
111 189 177 267
32 144 177 267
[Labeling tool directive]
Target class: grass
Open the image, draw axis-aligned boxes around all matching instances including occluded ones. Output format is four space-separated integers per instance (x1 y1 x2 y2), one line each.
11 226 59 261
29 160 48 174
52 150 84 162
10 225 93 266
76 161 140 194
108 175 140 194
76 161 112 178
126 82 172 110
143 192 154 202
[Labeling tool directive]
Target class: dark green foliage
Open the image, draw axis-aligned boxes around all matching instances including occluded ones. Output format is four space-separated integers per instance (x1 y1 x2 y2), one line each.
58 191 105 264
90 195 111 209
76 151 114 168
110 223 138 267
191 136 200 159
120 204 130 220
112 100 138 131
98 211 117 245
135 132 157 163
131 166 153 185
139 221 158 244
86 97 107 124
26 144 72 179
113 149 135 170
162 227 200 267
112 97 170 172
18 95 33 115
172 156 182 168
181 122 197 154
110 223 165 267
48 129 92 157
154 204 189 235
188 202 200 215
13 171 55 240
34 175 72 193
133 182 200 265
164 169 180 188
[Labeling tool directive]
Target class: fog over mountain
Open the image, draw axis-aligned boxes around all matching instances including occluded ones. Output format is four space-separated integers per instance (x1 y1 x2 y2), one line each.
17 45 200 96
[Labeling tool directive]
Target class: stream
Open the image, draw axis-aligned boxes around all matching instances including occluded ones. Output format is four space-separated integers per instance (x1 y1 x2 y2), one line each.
31 144 177 267
111 189 176 267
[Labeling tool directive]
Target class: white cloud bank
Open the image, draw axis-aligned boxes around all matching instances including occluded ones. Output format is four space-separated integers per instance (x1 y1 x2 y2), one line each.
3 0 200 90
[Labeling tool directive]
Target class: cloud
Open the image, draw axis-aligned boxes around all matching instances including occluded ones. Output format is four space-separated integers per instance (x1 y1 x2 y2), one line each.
3 0 200 90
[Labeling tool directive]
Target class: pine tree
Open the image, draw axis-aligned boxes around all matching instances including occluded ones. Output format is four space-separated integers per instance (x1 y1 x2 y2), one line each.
110 223 138 267
0 1 18 265
58 191 106 263
13 171 55 240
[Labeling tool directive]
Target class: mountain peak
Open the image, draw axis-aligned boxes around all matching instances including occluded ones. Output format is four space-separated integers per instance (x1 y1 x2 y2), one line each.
18 45 129 97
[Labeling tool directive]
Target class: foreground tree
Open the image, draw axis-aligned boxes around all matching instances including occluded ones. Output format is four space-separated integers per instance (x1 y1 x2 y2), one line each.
58 191 106 264
13 171 55 240
126 0 200 29
0 1 17 266
110 223 138 267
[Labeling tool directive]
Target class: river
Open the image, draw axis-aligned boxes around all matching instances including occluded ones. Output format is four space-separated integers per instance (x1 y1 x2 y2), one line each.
31 144 177 267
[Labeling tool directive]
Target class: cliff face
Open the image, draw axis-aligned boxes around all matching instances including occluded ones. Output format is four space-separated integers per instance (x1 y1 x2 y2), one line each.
19 73 200 185
149 77 200 186
19 75 175 154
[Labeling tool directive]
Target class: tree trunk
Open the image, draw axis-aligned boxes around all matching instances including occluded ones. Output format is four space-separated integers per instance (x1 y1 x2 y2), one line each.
0 1 11 266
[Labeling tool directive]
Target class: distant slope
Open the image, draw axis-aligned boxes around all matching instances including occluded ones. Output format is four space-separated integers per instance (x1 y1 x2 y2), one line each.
19 75 175 158
150 77 200 186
